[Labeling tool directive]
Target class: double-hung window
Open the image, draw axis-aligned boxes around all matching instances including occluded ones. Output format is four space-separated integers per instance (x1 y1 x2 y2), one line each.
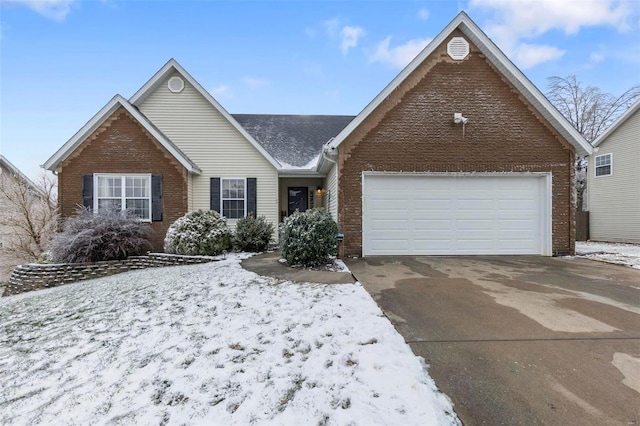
95 174 152 221
222 178 246 219
595 154 612 177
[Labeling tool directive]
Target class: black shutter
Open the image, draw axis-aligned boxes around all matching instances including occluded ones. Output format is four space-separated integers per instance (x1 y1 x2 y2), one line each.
151 174 163 221
82 174 93 210
210 177 221 213
247 178 257 217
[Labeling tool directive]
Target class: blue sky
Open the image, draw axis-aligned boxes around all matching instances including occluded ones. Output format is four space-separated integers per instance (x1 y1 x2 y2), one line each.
1 0 639 179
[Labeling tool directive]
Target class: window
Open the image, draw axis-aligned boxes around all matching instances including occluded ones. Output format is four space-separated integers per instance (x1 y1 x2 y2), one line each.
595 154 612 177
222 178 246 219
95 174 151 220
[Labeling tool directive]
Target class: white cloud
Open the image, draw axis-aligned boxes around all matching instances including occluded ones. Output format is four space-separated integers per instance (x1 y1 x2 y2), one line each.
418 8 430 20
243 77 269 88
210 85 231 98
513 43 565 69
471 0 633 37
589 51 605 64
2 0 75 21
323 18 365 55
369 36 431 69
323 18 341 38
340 26 365 55
470 0 636 67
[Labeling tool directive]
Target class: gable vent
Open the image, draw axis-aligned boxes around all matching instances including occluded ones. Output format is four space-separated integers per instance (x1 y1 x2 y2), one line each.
168 76 185 93
447 37 470 60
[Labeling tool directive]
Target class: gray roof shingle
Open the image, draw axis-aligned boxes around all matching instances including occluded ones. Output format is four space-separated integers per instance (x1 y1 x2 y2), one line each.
233 114 354 168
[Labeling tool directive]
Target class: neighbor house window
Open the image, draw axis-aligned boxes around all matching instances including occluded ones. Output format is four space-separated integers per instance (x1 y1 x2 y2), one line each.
595 154 612 177
95 174 151 220
222 178 246 219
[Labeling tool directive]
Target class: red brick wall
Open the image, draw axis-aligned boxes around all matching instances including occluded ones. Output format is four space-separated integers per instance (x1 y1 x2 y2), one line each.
338 31 576 257
58 107 189 251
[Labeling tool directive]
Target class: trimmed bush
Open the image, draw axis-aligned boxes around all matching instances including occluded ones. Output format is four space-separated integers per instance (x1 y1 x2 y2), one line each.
164 210 231 256
49 208 152 264
280 208 338 267
233 213 275 252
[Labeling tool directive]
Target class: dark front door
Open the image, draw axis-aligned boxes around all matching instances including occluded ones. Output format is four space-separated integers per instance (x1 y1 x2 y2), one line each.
288 187 308 215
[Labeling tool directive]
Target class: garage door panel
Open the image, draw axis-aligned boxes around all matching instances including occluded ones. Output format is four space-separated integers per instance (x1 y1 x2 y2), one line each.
370 219 410 231
414 219 454 229
499 219 537 230
455 219 494 230
363 175 547 255
414 199 453 210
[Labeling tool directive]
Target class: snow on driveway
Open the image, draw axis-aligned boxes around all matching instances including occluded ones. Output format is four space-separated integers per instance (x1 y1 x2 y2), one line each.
576 241 640 269
0 254 459 426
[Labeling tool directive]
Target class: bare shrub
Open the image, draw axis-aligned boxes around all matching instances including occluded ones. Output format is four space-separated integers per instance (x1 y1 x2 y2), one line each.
49 208 152 263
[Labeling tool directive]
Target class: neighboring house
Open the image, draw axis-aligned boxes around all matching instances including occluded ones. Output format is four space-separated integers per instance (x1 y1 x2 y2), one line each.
0 156 46 282
587 99 640 244
44 12 592 256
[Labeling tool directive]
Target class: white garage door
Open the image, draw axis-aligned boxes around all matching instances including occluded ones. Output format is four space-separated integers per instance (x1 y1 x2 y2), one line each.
362 174 550 256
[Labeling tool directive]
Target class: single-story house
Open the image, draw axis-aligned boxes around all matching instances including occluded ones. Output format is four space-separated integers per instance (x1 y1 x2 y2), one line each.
587 99 640 243
44 12 592 256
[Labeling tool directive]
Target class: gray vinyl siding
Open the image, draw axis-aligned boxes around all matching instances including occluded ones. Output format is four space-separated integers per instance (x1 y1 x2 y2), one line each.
588 109 640 243
138 72 279 230
325 164 338 220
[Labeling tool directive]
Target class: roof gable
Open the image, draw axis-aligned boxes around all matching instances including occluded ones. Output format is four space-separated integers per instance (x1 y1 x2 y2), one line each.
129 59 282 169
327 11 593 157
592 99 640 148
43 95 201 174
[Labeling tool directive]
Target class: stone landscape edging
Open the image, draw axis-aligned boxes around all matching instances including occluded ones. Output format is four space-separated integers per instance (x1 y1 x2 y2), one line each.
4 253 218 297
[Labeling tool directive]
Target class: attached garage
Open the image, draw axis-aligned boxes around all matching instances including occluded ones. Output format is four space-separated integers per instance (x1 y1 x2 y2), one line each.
326 13 592 257
362 173 551 256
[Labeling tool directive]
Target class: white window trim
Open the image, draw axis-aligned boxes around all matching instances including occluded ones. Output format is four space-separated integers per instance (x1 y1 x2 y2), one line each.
221 177 247 220
93 173 152 221
594 153 613 177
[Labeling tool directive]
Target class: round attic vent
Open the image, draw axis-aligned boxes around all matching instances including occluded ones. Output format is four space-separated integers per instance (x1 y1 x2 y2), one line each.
447 37 470 60
168 76 185 93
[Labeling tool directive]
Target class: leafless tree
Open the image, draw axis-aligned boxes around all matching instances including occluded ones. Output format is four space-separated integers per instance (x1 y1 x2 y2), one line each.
0 170 58 261
546 75 640 210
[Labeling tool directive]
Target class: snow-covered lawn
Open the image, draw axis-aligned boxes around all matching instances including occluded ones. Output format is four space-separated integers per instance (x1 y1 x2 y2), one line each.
0 254 459 425
576 241 640 269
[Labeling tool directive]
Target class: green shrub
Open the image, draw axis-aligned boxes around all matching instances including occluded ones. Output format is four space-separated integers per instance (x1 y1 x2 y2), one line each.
164 210 231 256
49 208 152 263
280 208 338 267
233 213 275 252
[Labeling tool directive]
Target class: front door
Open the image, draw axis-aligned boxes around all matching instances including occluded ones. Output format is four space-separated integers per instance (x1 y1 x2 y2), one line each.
288 187 308 215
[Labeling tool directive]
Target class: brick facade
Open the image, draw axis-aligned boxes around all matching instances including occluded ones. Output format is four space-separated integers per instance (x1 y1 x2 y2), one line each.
58 107 189 251
338 31 576 257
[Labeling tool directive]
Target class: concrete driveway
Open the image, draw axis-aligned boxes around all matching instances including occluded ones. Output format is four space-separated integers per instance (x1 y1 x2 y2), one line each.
346 256 640 426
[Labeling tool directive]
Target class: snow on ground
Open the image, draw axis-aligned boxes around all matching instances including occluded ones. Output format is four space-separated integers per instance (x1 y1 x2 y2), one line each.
576 241 640 269
0 254 459 426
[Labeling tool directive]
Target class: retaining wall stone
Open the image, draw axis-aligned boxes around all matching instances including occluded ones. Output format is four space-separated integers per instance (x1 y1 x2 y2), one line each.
5 253 217 297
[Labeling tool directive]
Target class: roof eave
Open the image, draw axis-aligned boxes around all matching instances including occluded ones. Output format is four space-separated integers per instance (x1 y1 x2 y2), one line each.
278 169 325 178
592 98 640 148
0 155 43 195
